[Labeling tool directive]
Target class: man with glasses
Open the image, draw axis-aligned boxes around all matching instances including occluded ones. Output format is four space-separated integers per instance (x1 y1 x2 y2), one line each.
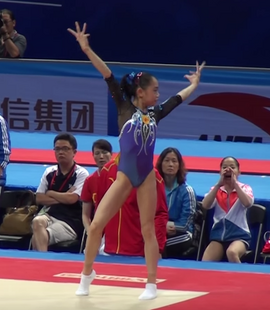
0 9 27 58
31 133 89 252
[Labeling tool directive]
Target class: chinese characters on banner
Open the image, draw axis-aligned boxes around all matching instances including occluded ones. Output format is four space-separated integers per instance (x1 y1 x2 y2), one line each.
1 98 94 134
1 60 270 142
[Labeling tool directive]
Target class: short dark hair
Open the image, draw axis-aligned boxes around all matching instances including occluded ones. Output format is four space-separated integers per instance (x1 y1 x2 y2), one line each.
156 147 187 185
0 9 15 20
53 133 77 149
92 139 112 153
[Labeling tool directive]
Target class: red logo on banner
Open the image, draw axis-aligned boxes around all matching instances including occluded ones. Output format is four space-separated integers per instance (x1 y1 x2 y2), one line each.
189 93 270 135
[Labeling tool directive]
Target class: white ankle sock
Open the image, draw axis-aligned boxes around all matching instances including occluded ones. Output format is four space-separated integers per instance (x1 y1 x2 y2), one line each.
75 270 96 296
138 283 157 300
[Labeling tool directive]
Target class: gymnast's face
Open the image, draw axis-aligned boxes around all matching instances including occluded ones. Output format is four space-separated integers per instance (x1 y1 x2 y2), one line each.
138 77 159 107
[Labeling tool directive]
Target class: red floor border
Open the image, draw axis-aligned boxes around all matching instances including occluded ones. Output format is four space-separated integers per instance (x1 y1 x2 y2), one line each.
10 148 270 174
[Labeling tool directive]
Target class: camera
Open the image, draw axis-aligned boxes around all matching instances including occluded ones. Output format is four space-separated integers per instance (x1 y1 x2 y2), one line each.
0 13 3 28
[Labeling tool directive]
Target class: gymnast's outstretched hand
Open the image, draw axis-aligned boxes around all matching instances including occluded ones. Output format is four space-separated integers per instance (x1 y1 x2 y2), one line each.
184 61 206 86
68 22 91 53
68 21 111 78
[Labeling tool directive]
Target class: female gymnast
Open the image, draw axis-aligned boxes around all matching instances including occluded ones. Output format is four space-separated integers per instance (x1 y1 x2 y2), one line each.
68 22 205 300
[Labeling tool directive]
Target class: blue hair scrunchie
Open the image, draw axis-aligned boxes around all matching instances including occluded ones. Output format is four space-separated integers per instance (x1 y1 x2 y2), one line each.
126 72 136 85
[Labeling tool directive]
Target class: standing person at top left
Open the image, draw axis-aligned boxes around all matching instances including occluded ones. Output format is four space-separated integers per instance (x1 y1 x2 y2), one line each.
0 114 11 191
0 9 27 58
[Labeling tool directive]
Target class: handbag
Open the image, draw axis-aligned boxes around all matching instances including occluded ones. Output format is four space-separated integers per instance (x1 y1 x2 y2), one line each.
262 231 270 254
0 190 38 236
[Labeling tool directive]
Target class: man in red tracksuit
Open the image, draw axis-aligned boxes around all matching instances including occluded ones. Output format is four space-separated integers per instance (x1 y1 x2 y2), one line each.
96 156 168 256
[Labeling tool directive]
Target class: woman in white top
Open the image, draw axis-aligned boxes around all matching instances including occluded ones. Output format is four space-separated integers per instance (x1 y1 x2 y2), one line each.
202 156 254 263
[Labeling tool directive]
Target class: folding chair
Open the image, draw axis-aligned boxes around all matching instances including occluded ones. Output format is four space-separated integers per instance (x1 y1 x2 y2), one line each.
48 229 87 254
241 204 266 264
196 201 208 261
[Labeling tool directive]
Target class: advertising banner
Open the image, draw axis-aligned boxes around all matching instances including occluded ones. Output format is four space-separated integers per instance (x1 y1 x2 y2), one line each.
0 74 108 135
1 60 270 142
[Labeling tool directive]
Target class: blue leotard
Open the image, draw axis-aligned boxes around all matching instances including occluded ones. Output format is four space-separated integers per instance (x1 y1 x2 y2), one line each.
105 74 183 187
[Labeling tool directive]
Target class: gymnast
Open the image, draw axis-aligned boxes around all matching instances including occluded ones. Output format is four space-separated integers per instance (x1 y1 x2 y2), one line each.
68 22 205 300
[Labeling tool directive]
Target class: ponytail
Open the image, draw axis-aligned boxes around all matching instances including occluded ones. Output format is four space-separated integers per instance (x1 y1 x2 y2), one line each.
120 73 136 101
120 71 154 101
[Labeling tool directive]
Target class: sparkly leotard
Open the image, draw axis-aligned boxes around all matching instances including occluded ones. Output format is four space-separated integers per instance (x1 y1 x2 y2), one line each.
105 74 183 187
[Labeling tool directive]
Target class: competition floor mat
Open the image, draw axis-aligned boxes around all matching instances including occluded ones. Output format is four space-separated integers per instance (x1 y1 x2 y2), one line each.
1 251 270 309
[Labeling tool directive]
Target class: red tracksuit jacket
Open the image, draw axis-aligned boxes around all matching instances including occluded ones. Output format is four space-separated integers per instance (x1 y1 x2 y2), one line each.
96 159 168 256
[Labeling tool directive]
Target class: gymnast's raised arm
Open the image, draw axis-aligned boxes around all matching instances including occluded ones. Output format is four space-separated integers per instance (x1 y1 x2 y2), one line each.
154 61 205 122
68 22 126 108
178 61 205 101
68 22 111 79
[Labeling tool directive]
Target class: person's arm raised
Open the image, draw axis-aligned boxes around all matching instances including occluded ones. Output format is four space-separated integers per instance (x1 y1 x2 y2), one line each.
153 61 206 122
68 22 111 79
177 61 206 101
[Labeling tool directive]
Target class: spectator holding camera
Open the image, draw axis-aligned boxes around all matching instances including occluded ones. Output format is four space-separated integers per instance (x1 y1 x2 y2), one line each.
0 9 27 58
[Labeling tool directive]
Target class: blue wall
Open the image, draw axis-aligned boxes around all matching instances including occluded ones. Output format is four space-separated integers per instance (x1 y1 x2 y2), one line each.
3 0 270 68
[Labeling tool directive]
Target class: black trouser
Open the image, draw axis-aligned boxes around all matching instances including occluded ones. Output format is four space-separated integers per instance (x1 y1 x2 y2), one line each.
0 186 5 225
162 237 192 259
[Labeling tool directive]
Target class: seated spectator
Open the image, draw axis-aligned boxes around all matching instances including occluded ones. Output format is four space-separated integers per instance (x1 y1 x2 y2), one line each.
202 156 254 263
96 155 168 257
0 114 11 224
81 139 112 232
156 147 196 259
0 114 11 190
32 133 89 252
0 9 27 58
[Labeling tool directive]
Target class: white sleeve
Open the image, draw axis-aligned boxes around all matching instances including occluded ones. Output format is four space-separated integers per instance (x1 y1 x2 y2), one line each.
73 168 89 197
36 170 49 193
242 184 255 205
204 186 217 209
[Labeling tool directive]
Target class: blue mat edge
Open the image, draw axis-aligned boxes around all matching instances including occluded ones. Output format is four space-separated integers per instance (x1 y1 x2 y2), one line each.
9 131 270 160
1 249 270 274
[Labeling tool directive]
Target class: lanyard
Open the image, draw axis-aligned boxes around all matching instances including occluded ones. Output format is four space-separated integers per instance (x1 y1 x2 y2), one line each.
49 164 76 191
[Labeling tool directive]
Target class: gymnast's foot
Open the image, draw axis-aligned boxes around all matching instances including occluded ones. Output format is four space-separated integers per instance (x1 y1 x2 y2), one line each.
138 283 157 300
75 270 96 296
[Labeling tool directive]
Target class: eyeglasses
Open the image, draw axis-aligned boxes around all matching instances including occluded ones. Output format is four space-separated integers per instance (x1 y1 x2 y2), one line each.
53 146 73 152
